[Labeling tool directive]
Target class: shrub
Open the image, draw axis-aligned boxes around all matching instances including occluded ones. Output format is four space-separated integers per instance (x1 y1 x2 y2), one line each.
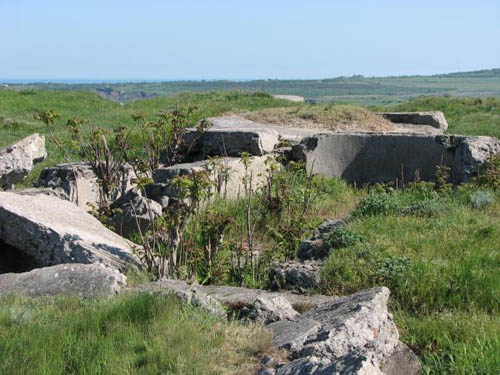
325 226 363 249
469 190 495 209
375 256 411 285
473 153 500 190
352 192 400 217
397 199 445 218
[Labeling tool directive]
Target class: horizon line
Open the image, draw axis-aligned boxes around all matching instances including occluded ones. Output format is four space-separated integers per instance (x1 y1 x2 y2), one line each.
1 67 499 85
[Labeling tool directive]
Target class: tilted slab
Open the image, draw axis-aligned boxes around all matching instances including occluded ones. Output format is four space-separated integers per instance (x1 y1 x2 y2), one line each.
35 162 137 209
292 133 500 184
0 192 139 272
269 287 421 375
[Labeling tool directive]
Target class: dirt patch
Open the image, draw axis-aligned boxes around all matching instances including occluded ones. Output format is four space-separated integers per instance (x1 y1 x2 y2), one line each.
239 104 397 133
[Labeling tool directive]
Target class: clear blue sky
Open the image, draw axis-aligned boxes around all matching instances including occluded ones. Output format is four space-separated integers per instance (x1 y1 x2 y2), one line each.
1 0 499 81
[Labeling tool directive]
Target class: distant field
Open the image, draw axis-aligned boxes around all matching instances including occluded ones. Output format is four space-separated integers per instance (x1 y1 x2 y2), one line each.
3 68 500 106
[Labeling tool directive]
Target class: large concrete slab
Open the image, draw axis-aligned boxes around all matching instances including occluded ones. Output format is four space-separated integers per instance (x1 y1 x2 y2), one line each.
183 116 281 157
292 133 500 184
0 192 139 272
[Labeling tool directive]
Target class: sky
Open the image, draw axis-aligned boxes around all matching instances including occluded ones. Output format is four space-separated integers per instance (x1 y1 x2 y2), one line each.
1 0 499 81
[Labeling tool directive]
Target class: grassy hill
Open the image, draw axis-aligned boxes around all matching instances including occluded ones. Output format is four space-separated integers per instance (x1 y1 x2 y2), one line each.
4 68 500 106
0 90 297 183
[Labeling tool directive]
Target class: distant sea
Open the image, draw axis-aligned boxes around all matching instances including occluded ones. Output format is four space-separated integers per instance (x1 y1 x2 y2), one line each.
0 78 257 84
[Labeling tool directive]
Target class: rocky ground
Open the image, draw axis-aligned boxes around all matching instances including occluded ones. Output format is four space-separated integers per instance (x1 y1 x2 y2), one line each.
1 111 499 374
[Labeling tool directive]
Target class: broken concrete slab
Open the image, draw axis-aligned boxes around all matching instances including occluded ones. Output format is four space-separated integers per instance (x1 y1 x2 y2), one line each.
379 111 449 131
110 188 163 237
0 192 139 272
34 162 137 209
0 133 46 189
248 296 300 324
268 287 421 375
184 116 280 157
0 263 126 299
269 260 322 291
35 162 100 208
152 155 271 200
135 279 333 317
292 133 500 184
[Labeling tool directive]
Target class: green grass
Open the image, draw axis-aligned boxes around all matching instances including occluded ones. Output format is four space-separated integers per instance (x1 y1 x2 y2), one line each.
373 96 500 138
0 89 296 184
2 89 500 373
0 293 272 375
396 310 500 375
320 187 500 374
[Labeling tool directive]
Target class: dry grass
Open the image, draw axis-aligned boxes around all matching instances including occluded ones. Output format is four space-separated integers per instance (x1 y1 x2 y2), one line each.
215 323 284 375
241 104 397 133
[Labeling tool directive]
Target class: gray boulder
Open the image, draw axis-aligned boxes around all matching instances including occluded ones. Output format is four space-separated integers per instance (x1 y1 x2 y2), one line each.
0 192 139 272
270 260 322 291
248 296 300 324
0 263 125 299
110 188 162 237
379 111 449 131
297 219 345 260
0 133 46 189
268 287 421 375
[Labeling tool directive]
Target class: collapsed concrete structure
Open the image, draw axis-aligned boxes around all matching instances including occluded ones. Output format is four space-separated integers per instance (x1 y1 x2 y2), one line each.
291 133 500 185
4 109 495 374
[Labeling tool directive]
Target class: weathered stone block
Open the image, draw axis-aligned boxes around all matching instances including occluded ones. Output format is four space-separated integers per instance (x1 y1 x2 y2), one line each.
0 263 126 299
0 192 139 272
0 133 46 189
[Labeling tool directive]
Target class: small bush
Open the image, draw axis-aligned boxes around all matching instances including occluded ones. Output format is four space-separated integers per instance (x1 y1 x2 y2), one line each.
473 154 500 190
325 226 363 249
353 192 400 217
398 199 445 218
375 256 411 285
469 190 495 209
